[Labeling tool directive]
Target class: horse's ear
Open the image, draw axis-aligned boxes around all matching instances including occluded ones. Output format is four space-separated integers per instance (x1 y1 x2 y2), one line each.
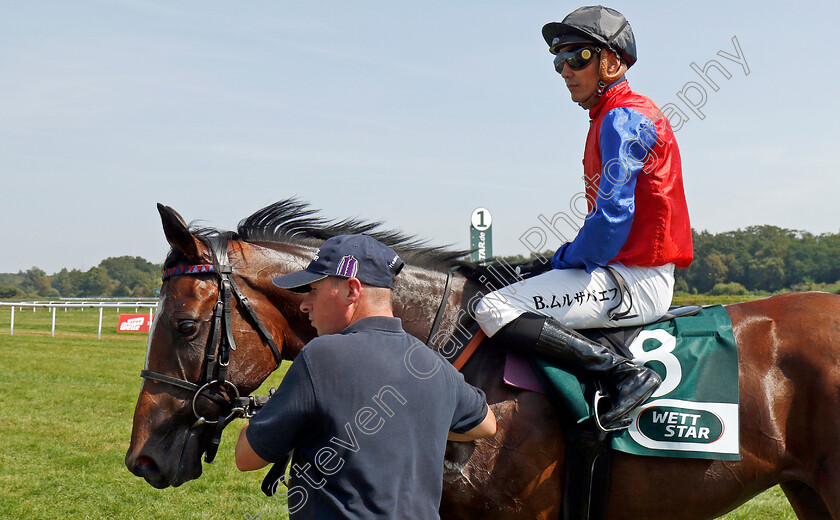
157 203 209 263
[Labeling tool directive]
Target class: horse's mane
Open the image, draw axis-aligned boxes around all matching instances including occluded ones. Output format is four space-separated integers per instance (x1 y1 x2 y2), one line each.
165 198 472 272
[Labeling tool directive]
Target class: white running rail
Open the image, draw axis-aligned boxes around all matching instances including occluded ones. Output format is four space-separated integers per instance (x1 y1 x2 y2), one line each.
0 300 158 340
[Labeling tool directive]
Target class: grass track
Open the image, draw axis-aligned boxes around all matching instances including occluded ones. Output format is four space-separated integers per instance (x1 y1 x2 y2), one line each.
0 307 795 519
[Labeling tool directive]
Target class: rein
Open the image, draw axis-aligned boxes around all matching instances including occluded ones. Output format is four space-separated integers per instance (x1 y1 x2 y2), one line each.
426 270 453 347
140 236 282 463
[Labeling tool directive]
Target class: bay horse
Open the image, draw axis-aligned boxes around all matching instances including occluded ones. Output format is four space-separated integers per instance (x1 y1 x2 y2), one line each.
126 200 840 519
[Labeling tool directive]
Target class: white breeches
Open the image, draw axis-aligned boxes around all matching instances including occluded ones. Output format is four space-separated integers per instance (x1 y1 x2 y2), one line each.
475 263 675 337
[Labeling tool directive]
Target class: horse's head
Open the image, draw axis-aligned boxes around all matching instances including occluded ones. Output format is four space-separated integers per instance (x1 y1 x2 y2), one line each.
125 203 313 488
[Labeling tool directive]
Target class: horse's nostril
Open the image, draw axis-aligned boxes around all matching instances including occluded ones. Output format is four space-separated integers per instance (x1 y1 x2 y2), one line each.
131 455 162 480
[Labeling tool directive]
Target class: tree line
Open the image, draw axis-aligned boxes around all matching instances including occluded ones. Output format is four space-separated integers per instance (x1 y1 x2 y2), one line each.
0 256 162 299
675 226 840 295
2 225 839 299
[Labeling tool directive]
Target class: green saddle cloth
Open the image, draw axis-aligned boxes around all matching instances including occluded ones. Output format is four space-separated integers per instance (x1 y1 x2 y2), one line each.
531 305 740 460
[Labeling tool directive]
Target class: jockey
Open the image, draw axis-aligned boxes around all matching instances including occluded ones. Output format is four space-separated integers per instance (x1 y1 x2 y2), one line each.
475 6 693 430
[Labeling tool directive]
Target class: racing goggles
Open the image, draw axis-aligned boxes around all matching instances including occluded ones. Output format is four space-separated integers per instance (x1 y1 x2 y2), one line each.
554 46 600 74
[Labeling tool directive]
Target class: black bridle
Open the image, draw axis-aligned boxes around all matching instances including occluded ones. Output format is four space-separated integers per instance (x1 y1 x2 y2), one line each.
140 235 283 463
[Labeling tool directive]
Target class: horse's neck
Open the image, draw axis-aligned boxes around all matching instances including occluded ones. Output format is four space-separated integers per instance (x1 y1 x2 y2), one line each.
240 241 476 355
390 266 449 342
248 243 515 402
392 266 483 352
395 266 508 397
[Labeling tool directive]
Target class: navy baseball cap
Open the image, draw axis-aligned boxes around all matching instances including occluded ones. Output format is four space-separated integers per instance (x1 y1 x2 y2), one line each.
272 234 405 292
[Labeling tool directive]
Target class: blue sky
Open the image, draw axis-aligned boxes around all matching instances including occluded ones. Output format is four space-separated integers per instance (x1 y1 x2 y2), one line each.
2 1 838 274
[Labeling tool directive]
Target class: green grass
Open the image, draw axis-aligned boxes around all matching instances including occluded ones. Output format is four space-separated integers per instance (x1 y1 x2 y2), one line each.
718 486 796 520
0 307 290 520
0 306 796 519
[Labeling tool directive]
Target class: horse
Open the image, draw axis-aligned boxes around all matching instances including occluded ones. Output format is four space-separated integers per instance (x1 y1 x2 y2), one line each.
126 199 840 519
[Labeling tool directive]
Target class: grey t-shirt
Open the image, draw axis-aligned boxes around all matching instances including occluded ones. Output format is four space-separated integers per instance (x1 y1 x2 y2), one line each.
246 316 488 519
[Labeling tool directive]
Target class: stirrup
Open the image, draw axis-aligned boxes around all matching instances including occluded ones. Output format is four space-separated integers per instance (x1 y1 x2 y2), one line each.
592 391 632 433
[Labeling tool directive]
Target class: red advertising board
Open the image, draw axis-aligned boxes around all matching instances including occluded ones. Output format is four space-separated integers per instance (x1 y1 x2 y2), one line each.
117 314 154 333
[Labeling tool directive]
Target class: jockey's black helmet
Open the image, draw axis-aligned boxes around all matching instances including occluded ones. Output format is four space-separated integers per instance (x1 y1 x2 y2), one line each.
542 6 637 68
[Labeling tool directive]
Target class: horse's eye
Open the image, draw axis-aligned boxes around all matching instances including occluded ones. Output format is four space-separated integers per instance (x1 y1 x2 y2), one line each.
177 320 198 337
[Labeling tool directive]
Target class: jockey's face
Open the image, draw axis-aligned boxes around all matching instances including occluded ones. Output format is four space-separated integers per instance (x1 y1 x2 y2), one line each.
556 44 601 105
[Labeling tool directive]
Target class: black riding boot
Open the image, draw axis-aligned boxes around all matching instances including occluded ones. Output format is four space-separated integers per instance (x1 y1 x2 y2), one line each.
495 313 661 430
